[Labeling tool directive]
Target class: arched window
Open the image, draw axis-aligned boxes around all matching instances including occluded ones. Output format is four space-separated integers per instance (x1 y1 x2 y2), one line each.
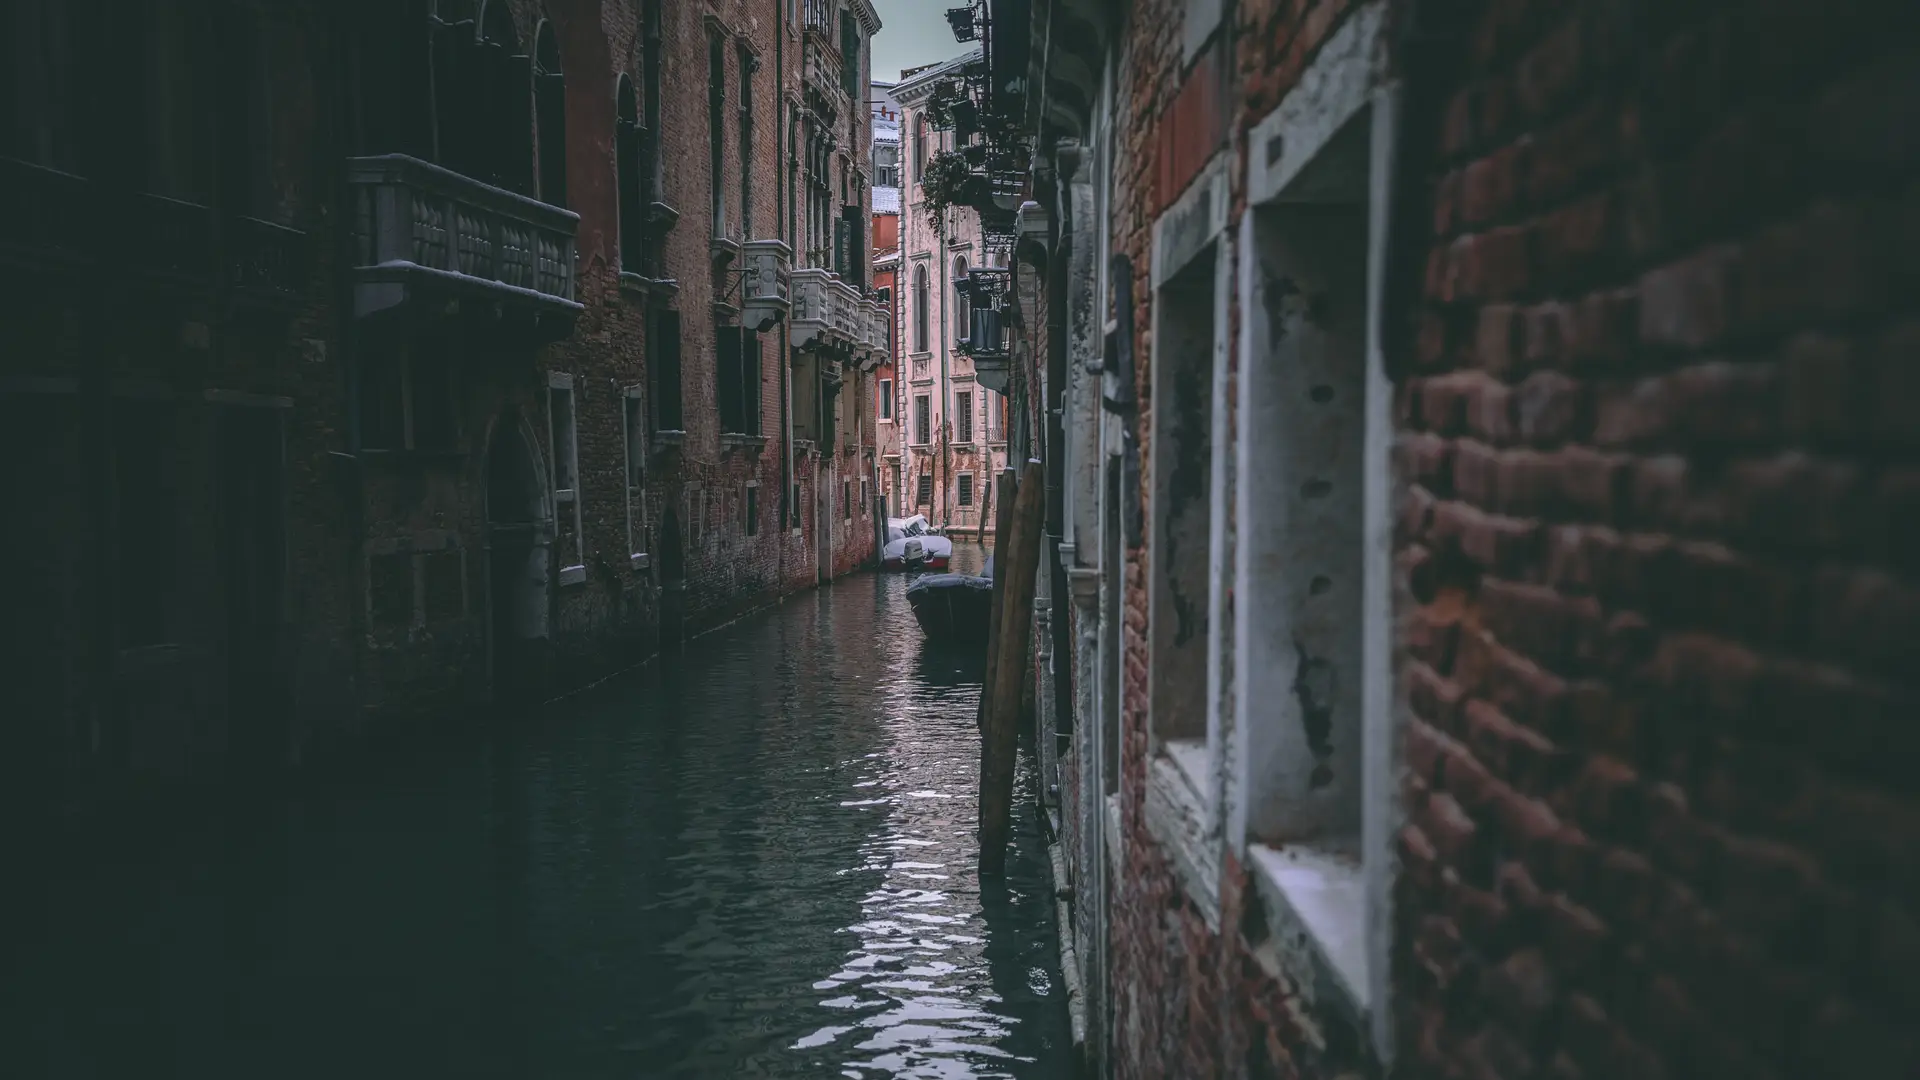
913 114 927 183
953 256 969 345
616 74 640 270
534 20 566 207
913 264 929 352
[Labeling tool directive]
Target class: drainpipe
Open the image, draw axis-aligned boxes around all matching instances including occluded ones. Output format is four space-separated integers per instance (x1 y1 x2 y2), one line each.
937 216 949 529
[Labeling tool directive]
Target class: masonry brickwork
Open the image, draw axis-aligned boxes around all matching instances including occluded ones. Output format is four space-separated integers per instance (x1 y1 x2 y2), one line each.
0 0 882 807
998 0 1920 1076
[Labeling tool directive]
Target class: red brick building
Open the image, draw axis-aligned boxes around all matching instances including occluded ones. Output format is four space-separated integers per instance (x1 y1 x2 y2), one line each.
959 0 1920 1075
0 0 885 807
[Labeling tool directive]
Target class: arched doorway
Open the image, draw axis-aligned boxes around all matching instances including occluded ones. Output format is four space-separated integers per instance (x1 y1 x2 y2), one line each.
486 414 551 703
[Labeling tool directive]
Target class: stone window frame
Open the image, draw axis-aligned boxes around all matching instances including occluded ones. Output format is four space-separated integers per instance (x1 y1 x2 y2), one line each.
621 384 650 571
877 377 893 421
1142 150 1233 928
956 470 974 508
1234 0 1396 1060
546 371 586 586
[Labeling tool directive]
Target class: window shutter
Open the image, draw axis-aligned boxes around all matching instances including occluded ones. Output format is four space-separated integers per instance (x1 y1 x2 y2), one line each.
654 309 684 431
429 16 473 167
536 71 567 206
717 326 742 433
617 118 641 268
744 331 762 437
505 52 535 194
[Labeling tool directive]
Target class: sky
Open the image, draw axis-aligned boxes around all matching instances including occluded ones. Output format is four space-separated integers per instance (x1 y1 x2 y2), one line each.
871 0 970 84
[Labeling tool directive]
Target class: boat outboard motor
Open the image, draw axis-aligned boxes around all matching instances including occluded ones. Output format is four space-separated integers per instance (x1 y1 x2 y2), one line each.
902 538 927 570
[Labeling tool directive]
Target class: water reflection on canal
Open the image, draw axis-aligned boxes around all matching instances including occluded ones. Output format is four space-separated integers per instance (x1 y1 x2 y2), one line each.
17 544 1072 1079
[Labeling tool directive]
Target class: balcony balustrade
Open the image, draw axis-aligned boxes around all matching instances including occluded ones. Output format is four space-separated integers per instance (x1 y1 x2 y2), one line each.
740 239 792 332
348 153 581 339
828 276 859 344
790 267 832 350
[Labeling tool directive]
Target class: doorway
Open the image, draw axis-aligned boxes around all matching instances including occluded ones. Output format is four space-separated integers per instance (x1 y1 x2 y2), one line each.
486 415 551 704
216 407 287 774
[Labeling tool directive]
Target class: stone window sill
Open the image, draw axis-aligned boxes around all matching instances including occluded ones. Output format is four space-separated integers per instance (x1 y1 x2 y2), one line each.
1143 741 1220 928
1247 842 1370 1025
558 564 587 587
629 552 650 571
721 432 767 452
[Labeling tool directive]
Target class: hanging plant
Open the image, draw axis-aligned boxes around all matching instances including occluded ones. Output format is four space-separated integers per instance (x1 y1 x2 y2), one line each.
924 80 966 130
920 149 987 241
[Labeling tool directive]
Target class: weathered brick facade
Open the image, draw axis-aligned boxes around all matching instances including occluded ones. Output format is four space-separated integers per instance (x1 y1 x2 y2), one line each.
983 0 1920 1075
0 0 882 807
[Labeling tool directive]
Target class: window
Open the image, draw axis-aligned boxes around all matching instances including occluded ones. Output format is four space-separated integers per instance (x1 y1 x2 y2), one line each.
641 0 663 269
652 309 683 431
4 0 78 171
913 115 927 183
985 388 1001 442
708 32 726 237
548 373 585 584
914 394 931 446
622 386 648 567
916 473 933 506
114 401 178 647
216 3 274 218
957 389 973 443
713 328 764 436
840 13 860 98
878 378 893 420
617 76 642 271
746 483 759 537
953 257 970 343
957 472 974 507
843 479 852 523
1233 23 1395 1048
359 343 456 452
1147 244 1218 794
913 265 929 350
739 44 754 238
535 22 567 207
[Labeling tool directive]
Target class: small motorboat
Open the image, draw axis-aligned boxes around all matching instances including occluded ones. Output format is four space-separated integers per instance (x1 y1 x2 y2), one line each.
907 569 995 642
882 514 953 571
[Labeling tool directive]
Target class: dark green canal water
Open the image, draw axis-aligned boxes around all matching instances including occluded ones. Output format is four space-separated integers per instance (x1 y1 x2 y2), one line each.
11 545 1072 1078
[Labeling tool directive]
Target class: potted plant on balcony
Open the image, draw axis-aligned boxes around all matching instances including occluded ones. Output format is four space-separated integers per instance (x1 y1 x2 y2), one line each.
920 149 991 240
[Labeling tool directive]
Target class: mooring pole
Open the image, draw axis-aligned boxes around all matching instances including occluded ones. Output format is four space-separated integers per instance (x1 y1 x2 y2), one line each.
980 459 1044 877
977 466 1017 735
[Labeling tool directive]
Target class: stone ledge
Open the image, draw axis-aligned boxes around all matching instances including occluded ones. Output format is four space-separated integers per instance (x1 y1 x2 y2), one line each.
1247 842 1371 1029
1143 743 1221 929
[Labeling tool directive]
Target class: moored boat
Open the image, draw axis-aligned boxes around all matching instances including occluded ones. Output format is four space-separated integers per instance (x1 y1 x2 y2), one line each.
882 514 953 571
906 570 995 642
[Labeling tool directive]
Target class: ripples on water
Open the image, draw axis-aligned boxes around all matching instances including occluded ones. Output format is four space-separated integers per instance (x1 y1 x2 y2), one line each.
10 544 1071 1079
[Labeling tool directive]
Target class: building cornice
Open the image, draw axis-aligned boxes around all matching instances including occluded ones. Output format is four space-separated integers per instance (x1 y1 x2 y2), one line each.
893 48 983 105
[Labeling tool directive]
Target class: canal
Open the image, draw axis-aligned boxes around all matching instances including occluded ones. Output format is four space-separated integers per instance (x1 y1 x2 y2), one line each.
11 545 1074 1079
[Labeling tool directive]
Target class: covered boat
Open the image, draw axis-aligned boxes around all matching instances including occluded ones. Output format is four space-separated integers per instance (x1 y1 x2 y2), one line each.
882 514 953 571
906 570 995 642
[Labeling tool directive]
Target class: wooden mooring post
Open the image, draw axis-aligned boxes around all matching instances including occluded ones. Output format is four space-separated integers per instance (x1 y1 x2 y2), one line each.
979 459 1044 877
976 467 1017 735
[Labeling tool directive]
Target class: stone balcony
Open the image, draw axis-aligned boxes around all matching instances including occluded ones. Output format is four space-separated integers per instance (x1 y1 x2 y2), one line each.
790 268 864 355
347 153 581 341
740 239 792 332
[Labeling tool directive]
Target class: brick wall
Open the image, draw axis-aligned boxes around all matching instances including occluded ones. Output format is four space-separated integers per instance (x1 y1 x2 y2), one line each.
1393 1 1920 1076
0 0 879 800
